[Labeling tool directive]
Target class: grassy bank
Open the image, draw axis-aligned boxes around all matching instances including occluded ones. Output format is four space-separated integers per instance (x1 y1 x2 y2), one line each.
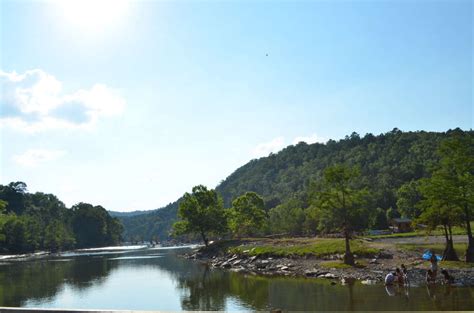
365 222 473 239
224 238 379 258
396 242 468 256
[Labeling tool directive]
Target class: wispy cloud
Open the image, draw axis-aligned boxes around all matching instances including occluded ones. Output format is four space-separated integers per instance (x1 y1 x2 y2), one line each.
13 149 67 167
0 69 126 133
252 133 326 158
292 133 326 145
251 137 285 158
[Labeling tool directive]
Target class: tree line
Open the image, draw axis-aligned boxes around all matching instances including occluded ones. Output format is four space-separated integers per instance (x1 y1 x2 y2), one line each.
173 132 473 264
0 183 123 253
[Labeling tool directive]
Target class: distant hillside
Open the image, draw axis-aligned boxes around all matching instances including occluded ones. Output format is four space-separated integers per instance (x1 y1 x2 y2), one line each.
109 210 155 218
117 128 472 242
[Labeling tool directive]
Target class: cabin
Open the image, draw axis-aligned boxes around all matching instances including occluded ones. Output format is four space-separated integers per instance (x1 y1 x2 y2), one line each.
390 217 413 233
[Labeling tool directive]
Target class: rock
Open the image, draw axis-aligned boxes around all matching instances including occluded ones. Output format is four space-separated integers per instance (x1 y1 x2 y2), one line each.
305 270 319 277
323 273 337 279
261 260 270 264
361 279 377 285
340 277 356 285
281 266 289 271
227 255 239 263
369 258 378 264
221 261 231 268
249 256 258 263
232 259 242 266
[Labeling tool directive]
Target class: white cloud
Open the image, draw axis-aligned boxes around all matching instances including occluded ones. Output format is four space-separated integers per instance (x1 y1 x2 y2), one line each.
13 149 67 167
251 137 285 158
292 133 326 145
0 69 125 133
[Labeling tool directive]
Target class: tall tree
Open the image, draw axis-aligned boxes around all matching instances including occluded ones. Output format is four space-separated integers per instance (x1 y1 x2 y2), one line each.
313 164 368 265
228 192 266 238
418 176 461 261
173 185 227 246
436 135 474 262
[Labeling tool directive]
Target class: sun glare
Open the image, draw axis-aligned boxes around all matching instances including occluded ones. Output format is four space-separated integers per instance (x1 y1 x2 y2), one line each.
56 0 129 34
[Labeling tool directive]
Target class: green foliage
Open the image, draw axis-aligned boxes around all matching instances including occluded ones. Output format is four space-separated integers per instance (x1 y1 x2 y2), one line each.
369 207 388 229
314 165 369 234
396 180 423 219
0 182 123 253
385 207 401 221
44 220 75 252
173 185 227 246
228 192 266 237
118 129 474 242
268 196 309 236
71 203 123 248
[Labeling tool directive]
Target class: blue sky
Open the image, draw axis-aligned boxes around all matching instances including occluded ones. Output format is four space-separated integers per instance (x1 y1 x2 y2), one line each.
0 0 472 211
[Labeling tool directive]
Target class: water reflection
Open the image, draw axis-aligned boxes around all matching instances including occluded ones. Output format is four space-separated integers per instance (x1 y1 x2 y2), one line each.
0 248 473 311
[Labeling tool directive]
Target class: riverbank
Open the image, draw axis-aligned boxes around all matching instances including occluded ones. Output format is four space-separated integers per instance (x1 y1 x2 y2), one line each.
183 236 474 287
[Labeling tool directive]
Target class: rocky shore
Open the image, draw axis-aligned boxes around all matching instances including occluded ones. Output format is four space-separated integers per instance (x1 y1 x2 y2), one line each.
183 247 474 287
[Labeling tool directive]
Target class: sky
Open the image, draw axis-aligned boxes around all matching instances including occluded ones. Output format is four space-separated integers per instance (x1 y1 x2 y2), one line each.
0 0 472 212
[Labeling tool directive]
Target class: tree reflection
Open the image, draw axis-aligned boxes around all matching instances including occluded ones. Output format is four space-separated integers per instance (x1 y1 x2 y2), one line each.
0 257 117 307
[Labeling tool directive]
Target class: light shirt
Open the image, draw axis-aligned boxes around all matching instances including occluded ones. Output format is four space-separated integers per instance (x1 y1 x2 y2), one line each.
385 273 396 285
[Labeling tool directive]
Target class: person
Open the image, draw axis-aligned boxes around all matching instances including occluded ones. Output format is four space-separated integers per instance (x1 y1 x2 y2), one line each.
401 264 409 285
426 269 436 284
395 268 404 285
441 269 454 285
385 272 398 285
429 252 438 281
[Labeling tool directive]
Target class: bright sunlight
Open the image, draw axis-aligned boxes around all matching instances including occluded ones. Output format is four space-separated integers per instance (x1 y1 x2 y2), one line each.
55 0 129 34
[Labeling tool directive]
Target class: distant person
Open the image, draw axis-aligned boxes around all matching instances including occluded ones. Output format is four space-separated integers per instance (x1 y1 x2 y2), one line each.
385 272 398 285
441 269 454 285
426 269 436 284
429 252 438 281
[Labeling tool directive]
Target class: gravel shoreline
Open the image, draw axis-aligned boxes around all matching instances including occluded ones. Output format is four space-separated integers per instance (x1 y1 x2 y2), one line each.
183 248 474 287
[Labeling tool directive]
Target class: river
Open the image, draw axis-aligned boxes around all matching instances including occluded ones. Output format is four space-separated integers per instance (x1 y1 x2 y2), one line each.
0 246 473 311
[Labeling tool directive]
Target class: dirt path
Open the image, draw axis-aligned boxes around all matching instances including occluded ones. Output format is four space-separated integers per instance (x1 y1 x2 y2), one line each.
373 235 468 245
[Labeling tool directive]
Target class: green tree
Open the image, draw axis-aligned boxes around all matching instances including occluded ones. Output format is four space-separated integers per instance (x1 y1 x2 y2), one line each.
396 180 423 219
269 205 306 236
313 164 368 265
228 192 266 238
418 176 461 261
173 185 227 246
71 203 108 248
385 207 401 222
369 207 388 229
435 135 474 262
44 220 75 252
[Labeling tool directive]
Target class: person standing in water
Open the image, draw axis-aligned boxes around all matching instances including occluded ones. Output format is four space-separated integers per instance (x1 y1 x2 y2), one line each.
429 252 438 281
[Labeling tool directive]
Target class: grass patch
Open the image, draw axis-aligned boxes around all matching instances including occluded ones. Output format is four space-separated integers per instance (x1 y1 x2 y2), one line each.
396 243 467 257
227 238 379 258
439 260 474 269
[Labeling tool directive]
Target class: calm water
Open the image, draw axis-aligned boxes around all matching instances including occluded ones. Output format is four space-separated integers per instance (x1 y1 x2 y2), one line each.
1 246 473 311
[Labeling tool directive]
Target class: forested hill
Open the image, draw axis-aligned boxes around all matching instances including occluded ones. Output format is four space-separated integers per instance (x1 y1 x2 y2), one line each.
117 128 473 242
